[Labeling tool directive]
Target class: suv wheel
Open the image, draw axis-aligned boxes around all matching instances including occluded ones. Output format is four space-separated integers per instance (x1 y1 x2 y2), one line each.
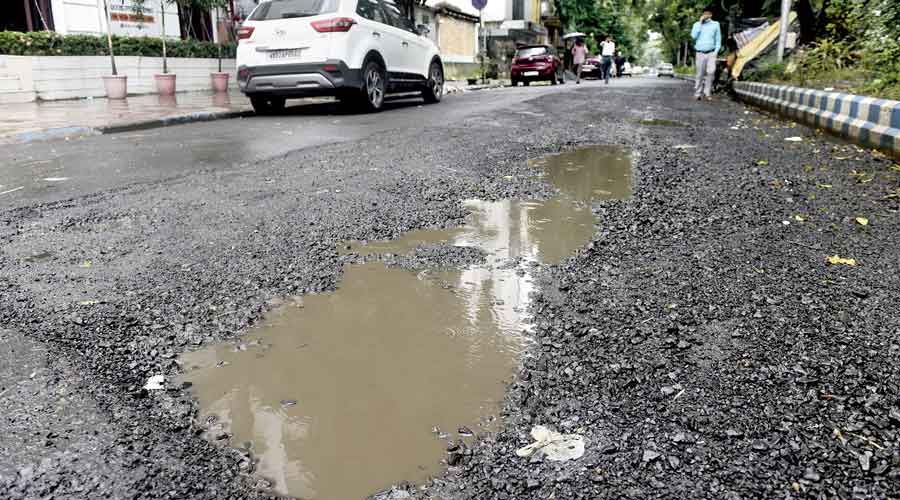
360 60 386 112
423 61 443 103
250 96 286 115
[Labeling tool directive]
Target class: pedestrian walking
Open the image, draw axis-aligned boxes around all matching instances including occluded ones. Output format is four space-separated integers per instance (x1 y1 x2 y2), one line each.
614 51 626 78
691 6 721 100
571 39 588 84
599 36 615 84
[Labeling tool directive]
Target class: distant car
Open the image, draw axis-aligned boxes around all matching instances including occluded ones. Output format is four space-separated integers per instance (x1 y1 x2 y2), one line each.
620 61 632 77
580 56 602 79
511 45 564 86
657 63 674 78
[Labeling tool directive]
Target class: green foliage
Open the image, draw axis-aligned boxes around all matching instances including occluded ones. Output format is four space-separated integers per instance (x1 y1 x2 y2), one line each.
647 0 783 63
554 0 647 59
776 0 900 99
0 31 235 58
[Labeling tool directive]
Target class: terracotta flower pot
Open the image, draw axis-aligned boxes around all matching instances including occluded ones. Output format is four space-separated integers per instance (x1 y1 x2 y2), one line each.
210 72 230 93
155 73 177 96
102 75 128 99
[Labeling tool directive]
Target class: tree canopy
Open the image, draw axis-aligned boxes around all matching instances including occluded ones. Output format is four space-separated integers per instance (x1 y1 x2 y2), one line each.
554 0 648 60
646 0 833 64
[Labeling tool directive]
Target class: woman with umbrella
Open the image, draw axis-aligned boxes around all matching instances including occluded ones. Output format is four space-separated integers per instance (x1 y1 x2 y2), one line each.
563 32 589 84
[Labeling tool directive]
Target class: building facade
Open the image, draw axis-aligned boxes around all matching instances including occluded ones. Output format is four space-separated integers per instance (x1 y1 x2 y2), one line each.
4 0 227 42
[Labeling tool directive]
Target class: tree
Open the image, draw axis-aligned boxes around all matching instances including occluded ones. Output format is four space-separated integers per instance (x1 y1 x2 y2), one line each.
647 0 835 64
132 0 229 41
554 0 648 58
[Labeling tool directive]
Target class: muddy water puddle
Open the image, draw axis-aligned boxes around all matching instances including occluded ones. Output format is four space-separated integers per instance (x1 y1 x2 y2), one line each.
181 146 632 499
638 118 686 127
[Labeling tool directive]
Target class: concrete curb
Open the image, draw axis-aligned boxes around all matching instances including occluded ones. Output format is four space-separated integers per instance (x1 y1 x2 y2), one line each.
98 109 253 135
733 81 900 159
5 126 100 144
445 82 509 94
0 109 252 145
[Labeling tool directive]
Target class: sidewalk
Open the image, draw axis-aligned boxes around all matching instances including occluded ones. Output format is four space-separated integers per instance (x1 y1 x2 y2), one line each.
0 91 252 144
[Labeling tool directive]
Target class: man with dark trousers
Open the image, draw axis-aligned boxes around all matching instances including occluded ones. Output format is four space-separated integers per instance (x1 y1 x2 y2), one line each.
614 51 626 78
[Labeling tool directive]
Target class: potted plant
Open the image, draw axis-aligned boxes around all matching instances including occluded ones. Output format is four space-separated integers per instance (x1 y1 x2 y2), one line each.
154 0 176 95
101 0 127 99
210 4 232 93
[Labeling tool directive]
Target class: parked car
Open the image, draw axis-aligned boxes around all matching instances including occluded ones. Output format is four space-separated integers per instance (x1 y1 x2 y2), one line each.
236 0 444 114
657 63 675 78
510 45 564 86
580 56 602 79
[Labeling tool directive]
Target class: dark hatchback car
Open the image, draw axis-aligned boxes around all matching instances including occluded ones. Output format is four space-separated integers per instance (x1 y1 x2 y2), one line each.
510 45 564 86
580 56 602 78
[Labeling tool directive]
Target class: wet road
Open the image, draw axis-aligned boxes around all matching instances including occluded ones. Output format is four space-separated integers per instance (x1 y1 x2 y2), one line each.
6 74 895 500
0 79 668 209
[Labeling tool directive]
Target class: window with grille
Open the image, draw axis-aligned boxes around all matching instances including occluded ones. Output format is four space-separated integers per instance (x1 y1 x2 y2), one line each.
512 0 524 20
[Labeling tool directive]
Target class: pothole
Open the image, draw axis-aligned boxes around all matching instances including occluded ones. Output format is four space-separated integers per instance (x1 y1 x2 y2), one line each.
637 118 686 127
180 145 632 499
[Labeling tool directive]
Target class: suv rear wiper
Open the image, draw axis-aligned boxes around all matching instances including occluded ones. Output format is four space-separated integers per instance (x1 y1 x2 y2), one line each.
281 12 317 18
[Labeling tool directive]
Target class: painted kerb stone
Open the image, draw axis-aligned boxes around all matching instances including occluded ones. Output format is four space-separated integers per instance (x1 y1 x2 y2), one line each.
733 81 900 159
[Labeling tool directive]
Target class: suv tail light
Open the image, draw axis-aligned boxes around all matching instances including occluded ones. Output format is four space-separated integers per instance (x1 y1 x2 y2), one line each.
237 25 255 40
311 18 357 32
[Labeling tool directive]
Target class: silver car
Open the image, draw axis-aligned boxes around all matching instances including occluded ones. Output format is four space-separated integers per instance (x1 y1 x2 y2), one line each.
657 63 674 78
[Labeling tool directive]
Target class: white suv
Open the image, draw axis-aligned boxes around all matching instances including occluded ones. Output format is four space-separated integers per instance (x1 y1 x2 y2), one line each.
236 0 444 113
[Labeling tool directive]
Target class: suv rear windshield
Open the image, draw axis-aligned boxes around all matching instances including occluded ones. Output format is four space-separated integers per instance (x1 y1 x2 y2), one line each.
516 47 549 58
249 0 338 20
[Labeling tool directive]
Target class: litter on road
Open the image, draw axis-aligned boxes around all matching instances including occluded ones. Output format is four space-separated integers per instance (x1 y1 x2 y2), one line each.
143 375 165 390
515 426 587 462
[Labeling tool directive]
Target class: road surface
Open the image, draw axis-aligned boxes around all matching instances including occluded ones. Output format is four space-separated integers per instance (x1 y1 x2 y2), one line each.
2 77 898 499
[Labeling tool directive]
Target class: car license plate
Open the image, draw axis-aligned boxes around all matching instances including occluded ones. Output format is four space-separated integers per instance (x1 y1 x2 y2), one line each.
582 64 595 70
268 48 304 60
523 71 539 77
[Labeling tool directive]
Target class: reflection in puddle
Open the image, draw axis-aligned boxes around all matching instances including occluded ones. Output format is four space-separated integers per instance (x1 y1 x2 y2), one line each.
22 251 53 263
181 146 632 499
638 118 686 127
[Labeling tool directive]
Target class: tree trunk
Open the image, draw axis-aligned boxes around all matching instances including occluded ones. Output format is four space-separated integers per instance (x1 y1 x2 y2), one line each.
816 0 831 36
795 0 816 44
161 0 168 73
103 0 117 75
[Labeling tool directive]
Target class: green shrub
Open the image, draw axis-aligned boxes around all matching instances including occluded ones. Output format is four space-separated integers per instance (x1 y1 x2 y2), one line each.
0 31 235 58
743 61 788 83
745 0 900 99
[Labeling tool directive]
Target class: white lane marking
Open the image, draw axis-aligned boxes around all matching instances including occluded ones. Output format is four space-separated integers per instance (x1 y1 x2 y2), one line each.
1 186 24 196
42 177 70 182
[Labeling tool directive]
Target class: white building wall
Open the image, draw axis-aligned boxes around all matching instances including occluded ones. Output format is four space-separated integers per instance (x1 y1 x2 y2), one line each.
481 0 507 23
0 55 238 102
48 0 223 41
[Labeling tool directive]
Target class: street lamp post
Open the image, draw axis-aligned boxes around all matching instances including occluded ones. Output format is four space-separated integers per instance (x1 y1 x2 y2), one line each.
777 0 791 62
473 0 488 84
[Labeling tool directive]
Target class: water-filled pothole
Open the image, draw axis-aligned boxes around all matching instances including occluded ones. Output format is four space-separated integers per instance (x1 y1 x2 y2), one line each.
180 146 632 499
638 118 686 127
